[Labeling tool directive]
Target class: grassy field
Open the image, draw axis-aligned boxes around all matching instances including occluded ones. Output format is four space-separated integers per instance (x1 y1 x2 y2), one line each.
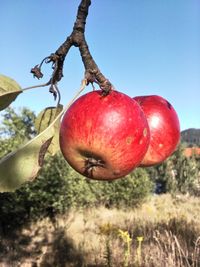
0 194 200 267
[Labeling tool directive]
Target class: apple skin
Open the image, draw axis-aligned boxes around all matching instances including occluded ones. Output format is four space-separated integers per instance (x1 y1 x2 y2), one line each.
133 95 180 166
59 90 150 180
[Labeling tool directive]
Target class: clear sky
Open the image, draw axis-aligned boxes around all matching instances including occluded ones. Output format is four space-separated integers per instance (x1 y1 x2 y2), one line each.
0 0 199 131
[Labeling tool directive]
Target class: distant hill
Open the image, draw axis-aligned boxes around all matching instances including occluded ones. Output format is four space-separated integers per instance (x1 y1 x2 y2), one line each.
181 128 200 146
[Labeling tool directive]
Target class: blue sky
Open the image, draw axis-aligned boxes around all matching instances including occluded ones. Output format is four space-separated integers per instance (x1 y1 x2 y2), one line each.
0 0 199 130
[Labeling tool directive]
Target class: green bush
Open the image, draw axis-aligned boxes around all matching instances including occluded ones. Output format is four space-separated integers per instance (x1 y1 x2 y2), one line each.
0 153 153 232
96 168 153 208
0 107 153 231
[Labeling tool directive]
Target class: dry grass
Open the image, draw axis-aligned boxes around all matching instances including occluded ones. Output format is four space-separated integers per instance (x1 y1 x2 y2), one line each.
0 194 200 267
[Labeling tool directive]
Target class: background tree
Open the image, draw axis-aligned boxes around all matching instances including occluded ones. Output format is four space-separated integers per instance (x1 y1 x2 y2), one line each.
147 144 200 195
171 145 199 195
0 107 36 157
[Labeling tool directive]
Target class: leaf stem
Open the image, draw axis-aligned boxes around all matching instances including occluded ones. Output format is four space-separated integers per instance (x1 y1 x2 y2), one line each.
47 79 87 129
22 82 50 92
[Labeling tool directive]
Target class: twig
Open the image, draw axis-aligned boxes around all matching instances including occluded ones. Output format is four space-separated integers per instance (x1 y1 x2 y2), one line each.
31 0 113 96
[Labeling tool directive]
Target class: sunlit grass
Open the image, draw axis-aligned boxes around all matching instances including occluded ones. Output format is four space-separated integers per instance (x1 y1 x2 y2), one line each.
1 194 200 266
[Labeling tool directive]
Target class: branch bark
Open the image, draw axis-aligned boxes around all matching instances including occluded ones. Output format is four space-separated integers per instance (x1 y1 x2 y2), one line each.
31 0 112 95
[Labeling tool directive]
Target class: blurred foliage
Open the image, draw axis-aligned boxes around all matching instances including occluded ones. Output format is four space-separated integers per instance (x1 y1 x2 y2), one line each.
98 168 153 208
0 107 36 157
0 151 153 232
147 144 200 196
0 107 152 232
0 107 199 233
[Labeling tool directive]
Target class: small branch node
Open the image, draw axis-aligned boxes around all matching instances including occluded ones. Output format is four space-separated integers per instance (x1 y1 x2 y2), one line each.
30 0 113 98
30 65 43 79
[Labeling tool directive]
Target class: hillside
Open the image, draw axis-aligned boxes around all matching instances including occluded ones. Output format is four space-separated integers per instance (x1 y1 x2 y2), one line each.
181 128 200 146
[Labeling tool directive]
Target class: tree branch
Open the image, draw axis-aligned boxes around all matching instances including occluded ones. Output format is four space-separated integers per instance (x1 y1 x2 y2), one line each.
31 0 112 95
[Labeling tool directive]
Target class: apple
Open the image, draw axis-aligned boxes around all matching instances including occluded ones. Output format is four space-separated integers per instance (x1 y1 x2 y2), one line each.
59 90 150 180
133 95 180 166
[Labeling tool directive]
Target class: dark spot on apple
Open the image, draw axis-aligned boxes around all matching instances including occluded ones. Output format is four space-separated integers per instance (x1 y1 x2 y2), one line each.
166 101 172 109
126 136 133 145
143 128 147 137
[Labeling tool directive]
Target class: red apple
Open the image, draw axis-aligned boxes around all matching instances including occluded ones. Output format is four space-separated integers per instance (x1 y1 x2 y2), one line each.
59 90 150 180
133 95 180 166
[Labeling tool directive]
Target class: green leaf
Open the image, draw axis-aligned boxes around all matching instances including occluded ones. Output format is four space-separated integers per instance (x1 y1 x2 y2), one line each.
0 74 22 110
35 105 63 155
0 112 62 192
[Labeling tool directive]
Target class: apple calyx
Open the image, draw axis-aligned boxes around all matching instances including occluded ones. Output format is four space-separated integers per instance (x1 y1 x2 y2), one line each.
84 155 105 177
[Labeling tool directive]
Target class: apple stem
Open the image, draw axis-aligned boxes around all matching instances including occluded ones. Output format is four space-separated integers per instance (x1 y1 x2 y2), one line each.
31 0 113 96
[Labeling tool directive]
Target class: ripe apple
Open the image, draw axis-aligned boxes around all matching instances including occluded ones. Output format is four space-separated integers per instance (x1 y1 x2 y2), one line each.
133 95 180 166
59 90 150 180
